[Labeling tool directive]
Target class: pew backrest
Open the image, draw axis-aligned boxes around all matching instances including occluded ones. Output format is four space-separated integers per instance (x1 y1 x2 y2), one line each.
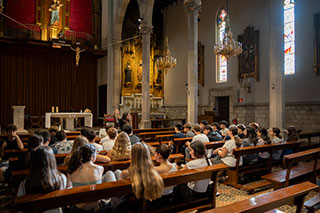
16 164 229 213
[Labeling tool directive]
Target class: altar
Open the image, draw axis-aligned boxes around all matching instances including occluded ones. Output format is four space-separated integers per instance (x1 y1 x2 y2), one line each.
45 112 93 130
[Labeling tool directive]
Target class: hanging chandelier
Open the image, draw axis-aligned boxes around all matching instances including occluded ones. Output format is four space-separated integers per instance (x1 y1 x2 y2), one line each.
156 37 177 75
214 0 242 60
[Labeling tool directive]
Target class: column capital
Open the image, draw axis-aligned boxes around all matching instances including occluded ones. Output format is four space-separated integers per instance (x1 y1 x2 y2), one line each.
184 0 201 16
139 24 153 36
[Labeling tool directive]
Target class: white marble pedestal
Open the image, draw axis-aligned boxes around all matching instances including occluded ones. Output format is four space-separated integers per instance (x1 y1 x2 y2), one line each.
12 106 28 133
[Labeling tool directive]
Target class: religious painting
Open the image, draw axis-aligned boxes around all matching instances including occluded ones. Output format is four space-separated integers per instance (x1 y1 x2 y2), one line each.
198 42 205 87
238 26 259 81
314 13 320 76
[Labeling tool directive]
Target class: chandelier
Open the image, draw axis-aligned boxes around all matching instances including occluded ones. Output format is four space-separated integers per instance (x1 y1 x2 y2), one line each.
156 37 177 75
214 1 242 60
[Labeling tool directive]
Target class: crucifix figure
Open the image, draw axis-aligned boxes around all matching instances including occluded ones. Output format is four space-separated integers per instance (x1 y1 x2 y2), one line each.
70 46 85 66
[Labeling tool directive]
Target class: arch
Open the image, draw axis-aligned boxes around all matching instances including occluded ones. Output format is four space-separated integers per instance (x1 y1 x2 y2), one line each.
215 7 228 83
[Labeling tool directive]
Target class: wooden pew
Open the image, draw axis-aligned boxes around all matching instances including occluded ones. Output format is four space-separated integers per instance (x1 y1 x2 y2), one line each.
224 141 303 193
133 127 174 135
10 153 185 184
262 147 320 190
304 193 320 213
204 181 318 213
15 164 228 213
172 137 193 153
156 134 174 143
139 131 176 142
299 131 320 148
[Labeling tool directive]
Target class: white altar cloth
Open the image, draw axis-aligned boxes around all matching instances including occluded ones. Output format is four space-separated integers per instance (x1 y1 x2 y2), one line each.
45 112 93 130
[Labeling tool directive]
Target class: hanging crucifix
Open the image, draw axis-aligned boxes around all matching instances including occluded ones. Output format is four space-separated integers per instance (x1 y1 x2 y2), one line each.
70 46 85 67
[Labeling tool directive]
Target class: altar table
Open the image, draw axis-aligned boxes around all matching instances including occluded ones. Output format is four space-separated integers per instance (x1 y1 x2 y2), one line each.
45 112 93 130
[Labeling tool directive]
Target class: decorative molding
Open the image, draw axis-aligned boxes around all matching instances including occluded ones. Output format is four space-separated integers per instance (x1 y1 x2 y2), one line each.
139 24 153 35
183 0 201 16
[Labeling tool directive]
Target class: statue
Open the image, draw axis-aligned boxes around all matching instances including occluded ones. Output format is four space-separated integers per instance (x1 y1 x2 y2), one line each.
49 0 63 26
70 46 85 66
156 69 162 85
137 60 142 82
124 61 132 87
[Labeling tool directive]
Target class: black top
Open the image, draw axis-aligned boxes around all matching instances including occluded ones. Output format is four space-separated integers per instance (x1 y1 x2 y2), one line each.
1 136 19 150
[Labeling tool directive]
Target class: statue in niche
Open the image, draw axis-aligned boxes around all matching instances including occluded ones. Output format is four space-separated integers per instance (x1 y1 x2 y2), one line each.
137 60 142 82
156 69 162 85
124 61 132 87
49 0 63 26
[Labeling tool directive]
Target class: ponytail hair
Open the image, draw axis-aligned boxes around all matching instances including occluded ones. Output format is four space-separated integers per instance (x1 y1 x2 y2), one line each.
272 127 282 139
229 126 242 148
67 144 96 174
258 127 271 144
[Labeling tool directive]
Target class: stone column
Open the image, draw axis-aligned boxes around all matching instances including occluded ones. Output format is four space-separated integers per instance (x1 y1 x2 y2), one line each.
269 0 284 128
107 0 114 113
113 43 122 110
184 0 201 125
139 23 153 128
12 106 27 133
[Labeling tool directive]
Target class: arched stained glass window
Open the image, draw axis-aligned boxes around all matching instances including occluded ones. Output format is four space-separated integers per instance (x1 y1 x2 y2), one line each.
284 0 295 75
216 8 228 83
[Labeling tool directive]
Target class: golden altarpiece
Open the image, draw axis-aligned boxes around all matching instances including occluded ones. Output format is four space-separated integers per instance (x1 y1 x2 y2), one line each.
35 0 70 40
119 37 165 116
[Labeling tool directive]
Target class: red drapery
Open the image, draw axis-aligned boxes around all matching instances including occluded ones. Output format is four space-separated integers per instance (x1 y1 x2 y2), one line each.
69 0 92 35
5 0 36 25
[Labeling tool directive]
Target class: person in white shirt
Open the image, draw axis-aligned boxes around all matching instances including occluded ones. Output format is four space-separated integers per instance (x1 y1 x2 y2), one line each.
185 125 209 159
176 141 212 202
102 127 117 151
86 130 103 152
219 120 229 138
211 126 242 167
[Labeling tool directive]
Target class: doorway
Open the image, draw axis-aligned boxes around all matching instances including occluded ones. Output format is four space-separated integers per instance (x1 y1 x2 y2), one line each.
214 96 230 123
98 84 107 118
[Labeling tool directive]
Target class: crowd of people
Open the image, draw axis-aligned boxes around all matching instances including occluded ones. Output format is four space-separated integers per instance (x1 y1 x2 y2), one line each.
0 114 301 212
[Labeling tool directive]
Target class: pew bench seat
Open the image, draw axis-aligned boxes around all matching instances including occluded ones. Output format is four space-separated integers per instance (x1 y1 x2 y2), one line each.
304 193 320 212
262 161 320 190
204 181 318 213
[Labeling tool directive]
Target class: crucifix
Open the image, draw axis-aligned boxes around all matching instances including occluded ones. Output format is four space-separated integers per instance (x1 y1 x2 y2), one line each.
70 46 85 66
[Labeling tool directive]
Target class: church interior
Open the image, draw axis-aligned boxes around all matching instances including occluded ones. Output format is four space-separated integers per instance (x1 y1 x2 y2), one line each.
1 0 320 212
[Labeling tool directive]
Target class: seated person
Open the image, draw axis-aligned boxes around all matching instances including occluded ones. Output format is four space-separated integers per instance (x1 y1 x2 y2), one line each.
242 126 259 165
99 125 114 144
36 131 50 146
183 123 195 138
105 143 164 199
86 130 103 152
67 144 104 211
17 146 67 213
172 124 185 139
51 130 73 154
107 132 131 161
154 144 177 196
211 126 243 167
249 122 260 131
219 120 229 138
0 124 24 156
199 120 209 132
102 127 117 151
48 125 59 146
185 125 209 159
237 124 246 139
22 134 43 169
122 124 140 145
64 135 89 165
176 141 212 202
257 127 271 163
203 125 223 142
269 127 283 160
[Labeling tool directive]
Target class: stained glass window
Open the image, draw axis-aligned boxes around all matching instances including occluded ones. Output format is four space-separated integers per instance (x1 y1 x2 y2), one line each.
284 0 295 75
216 8 228 83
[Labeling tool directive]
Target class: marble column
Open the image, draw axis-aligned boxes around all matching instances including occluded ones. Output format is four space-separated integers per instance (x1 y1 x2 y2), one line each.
12 106 27 133
269 0 284 128
184 0 201 125
139 23 153 129
106 0 114 114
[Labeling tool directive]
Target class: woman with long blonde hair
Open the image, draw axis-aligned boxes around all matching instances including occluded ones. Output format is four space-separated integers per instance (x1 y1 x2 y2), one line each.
107 132 131 161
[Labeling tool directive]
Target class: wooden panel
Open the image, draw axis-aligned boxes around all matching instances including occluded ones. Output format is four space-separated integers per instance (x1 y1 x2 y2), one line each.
0 42 97 126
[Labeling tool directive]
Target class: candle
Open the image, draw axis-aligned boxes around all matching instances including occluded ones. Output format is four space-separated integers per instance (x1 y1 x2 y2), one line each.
56 106 59 112
52 106 54 112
